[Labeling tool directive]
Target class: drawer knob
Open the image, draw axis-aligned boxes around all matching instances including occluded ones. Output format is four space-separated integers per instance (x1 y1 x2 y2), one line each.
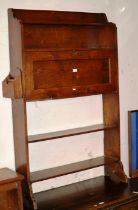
72 68 78 72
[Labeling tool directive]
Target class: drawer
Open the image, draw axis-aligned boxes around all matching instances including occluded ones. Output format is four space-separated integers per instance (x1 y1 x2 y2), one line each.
0 190 18 210
0 182 17 192
33 58 109 89
24 49 118 101
113 200 138 210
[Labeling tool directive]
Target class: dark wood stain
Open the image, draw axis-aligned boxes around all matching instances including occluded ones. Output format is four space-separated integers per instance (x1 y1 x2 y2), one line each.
3 8 135 210
23 49 117 101
12 9 108 24
23 24 116 50
33 176 138 210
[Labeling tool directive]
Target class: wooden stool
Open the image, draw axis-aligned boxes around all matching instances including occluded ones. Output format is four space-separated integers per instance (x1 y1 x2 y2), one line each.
0 168 24 210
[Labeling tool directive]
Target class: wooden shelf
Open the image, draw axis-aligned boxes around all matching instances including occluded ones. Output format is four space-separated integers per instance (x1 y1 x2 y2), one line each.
32 176 136 210
30 156 118 183
28 123 117 143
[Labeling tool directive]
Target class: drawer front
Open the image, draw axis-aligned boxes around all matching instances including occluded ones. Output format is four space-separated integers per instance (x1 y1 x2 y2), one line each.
113 200 138 210
0 182 17 192
24 50 118 101
33 59 109 89
23 24 116 50
0 190 18 210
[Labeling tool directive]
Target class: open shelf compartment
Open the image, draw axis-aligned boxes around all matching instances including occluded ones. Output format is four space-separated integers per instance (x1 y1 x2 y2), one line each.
28 123 117 143
30 156 118 183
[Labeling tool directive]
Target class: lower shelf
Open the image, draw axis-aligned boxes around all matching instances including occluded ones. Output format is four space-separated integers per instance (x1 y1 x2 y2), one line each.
30 156 118 183
33 176 138 210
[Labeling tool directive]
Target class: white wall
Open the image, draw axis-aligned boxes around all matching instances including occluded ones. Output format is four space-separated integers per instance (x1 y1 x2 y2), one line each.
0 0 138 192
112 0 138 177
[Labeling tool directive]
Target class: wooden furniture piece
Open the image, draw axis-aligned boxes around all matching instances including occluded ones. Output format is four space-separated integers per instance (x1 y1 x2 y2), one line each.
0 168 24 210
32 176 138 210
3 8 138 210
128 110 138 178
114 200 138 210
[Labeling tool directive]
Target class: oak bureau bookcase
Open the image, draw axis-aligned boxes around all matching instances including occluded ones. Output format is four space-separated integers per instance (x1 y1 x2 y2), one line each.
3 9 136 210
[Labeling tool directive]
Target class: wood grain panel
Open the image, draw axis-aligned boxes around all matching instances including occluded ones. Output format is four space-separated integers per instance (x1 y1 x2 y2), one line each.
24 49 117 101
33 58 109 89
0 191 18 210
11 9 108 24
23 24 116 50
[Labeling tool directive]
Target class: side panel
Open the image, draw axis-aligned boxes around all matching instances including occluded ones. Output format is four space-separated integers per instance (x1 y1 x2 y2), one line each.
103 93 120 159
12 99 29 178
12 99 36 208
8 9 34 209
